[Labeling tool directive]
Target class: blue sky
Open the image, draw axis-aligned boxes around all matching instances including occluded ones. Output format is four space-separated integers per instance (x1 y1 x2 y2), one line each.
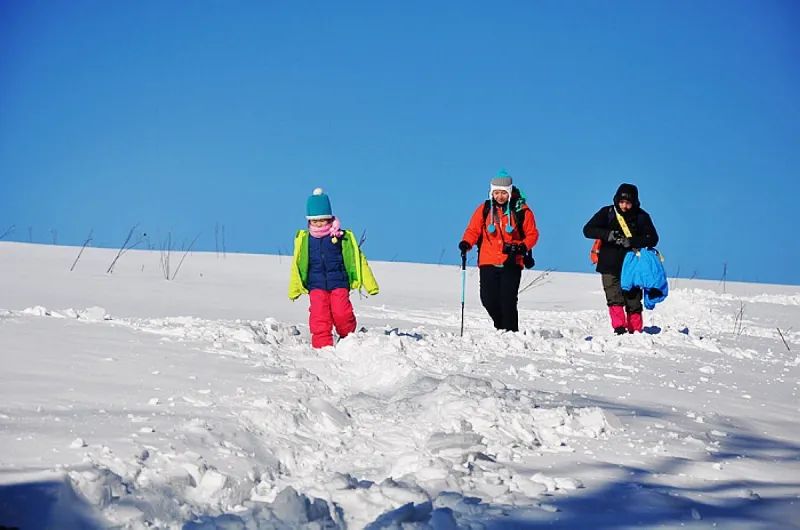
1 1 798 284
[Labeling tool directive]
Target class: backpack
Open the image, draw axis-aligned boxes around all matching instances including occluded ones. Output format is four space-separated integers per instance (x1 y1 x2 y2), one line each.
590 238 602 264
478 187 535 269
589 207 615 264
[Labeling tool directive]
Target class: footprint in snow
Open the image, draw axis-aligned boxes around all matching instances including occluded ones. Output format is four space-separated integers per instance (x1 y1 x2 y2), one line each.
182 396 213 407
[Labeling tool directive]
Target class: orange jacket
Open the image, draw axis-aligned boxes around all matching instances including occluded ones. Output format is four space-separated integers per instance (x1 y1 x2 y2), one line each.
462 202 539 267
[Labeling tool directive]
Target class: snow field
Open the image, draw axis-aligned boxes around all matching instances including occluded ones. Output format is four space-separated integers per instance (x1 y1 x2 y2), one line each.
1 242 799 528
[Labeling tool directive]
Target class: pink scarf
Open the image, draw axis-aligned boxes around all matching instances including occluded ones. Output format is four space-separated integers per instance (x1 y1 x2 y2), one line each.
308 217 344 239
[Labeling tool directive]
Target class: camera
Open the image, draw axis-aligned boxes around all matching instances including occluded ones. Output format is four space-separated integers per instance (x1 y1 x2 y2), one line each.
502 242 524 255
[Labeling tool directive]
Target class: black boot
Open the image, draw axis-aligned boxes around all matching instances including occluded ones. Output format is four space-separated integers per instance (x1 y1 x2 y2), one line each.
614 326 627 335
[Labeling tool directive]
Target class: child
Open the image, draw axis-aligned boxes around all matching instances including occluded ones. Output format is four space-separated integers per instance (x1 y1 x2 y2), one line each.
583 183 659 334
288 188 379 348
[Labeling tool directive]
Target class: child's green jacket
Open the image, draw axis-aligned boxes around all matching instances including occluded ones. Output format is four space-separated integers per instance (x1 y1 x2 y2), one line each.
288 229 379 300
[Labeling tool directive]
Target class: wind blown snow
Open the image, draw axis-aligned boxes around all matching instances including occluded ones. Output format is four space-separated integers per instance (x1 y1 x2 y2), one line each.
1 242 798 529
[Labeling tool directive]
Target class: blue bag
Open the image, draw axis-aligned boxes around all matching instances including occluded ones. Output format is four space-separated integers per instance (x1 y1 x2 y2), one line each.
621 249 668 310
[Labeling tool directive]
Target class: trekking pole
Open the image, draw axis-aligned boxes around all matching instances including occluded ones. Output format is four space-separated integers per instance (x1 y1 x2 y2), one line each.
460 251 467 336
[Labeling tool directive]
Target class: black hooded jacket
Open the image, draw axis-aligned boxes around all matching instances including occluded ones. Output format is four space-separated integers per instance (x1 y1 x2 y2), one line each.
583 183 659 275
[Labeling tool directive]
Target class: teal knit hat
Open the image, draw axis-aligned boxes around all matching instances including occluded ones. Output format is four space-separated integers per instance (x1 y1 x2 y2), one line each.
488 168 515 234
306 188 333 220
490 168 513 195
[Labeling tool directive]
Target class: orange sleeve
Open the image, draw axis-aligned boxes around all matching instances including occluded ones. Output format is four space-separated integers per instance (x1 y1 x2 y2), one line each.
523 207 539 250
461 203 485 247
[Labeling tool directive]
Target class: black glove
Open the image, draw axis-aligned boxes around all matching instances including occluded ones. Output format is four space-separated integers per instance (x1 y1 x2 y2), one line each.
607 230 631 248
517 243 527 255
458 241 471 253
523 250 535 269
606 230 621 243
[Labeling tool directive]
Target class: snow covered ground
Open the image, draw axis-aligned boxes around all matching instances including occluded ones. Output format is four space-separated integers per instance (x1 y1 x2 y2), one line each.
1 241 798 529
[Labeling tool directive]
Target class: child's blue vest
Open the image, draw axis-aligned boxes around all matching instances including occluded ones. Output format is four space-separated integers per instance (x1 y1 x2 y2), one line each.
307 235 349 291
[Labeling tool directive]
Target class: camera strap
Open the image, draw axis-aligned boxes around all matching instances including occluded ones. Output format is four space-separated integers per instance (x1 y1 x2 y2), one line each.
615 209 647 258
614 210 633 238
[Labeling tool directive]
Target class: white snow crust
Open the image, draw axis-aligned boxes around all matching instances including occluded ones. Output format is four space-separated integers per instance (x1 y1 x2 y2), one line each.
1 242 798 529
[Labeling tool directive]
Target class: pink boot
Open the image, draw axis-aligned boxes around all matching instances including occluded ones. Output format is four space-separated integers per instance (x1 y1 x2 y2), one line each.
627 312 643 333
608 306 626 334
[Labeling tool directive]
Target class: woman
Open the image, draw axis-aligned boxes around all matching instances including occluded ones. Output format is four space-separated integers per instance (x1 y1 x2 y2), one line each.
459 170 539 332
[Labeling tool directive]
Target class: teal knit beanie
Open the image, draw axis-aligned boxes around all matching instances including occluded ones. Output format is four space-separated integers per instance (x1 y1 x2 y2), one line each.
488 168 515 234
489 168 513 198
306 188 333 220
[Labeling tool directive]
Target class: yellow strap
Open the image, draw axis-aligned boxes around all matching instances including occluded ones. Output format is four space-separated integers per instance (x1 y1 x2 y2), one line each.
614 210 633 238
614 210 640 256
615 213 666 261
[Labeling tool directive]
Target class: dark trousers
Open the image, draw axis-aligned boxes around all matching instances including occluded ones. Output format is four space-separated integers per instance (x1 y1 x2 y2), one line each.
601 273 643 314
480 265 522 332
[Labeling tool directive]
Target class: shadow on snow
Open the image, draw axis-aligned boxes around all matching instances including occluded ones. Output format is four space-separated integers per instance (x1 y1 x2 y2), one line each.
0 475 104 530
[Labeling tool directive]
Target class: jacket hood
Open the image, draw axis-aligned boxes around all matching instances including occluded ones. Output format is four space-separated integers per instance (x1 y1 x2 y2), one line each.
509 186 527 210
614 183 640 209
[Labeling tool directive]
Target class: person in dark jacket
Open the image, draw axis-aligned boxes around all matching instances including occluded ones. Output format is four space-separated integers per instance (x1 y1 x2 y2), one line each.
583 183 659 334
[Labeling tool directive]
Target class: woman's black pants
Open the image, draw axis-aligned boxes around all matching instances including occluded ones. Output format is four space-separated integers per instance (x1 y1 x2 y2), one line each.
479 265 522 332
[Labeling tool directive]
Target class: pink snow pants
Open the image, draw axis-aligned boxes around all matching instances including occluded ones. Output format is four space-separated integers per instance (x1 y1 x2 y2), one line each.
608 306 644 333
309 288 357 348
627 311 643 333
